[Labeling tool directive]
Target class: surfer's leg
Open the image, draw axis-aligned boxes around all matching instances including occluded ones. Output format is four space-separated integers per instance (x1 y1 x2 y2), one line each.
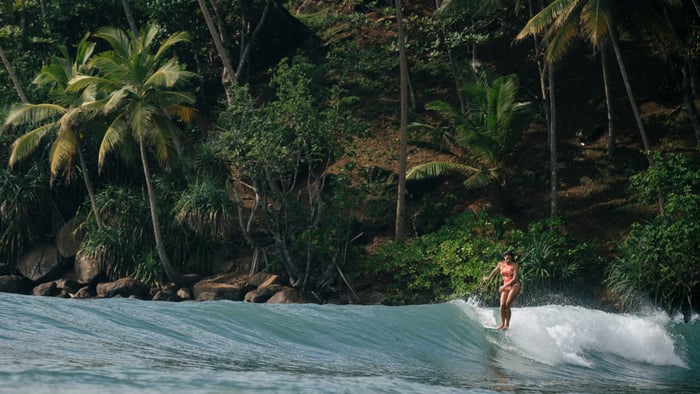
503 283 521 329
498 291 508 329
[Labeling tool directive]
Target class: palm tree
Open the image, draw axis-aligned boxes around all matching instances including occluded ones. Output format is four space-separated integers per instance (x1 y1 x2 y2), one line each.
69 24 199 285
3 34 104 229
515 0 659 156
408 69 521 205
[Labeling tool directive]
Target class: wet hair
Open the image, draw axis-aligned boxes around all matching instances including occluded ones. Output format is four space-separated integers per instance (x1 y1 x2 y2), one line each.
503 250 513 258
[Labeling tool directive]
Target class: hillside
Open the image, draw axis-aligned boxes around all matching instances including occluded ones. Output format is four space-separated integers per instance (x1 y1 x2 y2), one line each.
303 2 699 304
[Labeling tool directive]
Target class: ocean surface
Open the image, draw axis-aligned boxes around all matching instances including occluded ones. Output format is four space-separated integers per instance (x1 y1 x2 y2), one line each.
0 292 698 393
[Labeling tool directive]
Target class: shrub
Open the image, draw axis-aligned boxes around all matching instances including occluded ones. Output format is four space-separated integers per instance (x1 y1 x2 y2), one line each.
607 153 700 316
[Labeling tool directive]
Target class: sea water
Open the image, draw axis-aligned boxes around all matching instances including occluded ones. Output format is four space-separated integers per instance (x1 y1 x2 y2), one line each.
0 292 698 393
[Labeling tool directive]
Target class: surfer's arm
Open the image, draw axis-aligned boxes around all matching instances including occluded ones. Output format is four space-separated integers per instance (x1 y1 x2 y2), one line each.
482 263 501 282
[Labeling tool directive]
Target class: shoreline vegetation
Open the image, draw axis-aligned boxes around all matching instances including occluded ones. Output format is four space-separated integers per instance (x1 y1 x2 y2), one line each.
0 1 699 317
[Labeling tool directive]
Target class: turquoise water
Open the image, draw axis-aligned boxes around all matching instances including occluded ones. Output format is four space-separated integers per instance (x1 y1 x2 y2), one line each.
0 293 698 393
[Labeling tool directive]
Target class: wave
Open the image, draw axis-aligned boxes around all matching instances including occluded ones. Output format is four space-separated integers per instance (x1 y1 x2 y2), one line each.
0 293 698 393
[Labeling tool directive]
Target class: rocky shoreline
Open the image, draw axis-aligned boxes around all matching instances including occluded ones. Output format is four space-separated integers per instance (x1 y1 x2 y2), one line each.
0 219 313 304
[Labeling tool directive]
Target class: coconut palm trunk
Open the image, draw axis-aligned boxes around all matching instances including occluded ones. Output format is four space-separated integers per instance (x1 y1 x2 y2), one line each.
394 0 409 243
0 44 28 104
138 135 181 284
76 141 104 230
607 23 651 155
548 61 557 220
120 0 139 40
600 42 616 156
196 0 236 105
681 63 700 146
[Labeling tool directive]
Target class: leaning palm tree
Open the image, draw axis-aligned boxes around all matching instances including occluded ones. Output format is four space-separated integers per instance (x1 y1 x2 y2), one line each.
3 34 104 229
69 24 198 285
408 69 521 203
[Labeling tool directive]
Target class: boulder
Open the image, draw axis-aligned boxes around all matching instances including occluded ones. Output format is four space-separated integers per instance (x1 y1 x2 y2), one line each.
0 275 32 294
73 286 96 299
56 218 82 258
17 244 62 283
177 287 192 300
193 281 245 301
247 273 282 288
96 277 150 299
74 251 104 284
32 281 58 296
244 284 283 303
152 290 181 302
55 279 82 295
267 287 305 304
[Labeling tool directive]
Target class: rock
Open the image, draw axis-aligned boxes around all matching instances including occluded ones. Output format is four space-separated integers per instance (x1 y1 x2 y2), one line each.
267 286 305 304
56 217 83 258
73 286 96 299
247 272 282 288
17 244 62 283
32 281 58 296
74 251 104 284
244 284 283 303
152 290 181 302
55 279 82 295
0 275 32 294
96 277 150 299
177 287 192 300
192 281 245 301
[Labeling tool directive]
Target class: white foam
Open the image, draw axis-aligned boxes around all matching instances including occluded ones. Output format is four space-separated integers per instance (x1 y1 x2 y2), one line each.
483 305 687 368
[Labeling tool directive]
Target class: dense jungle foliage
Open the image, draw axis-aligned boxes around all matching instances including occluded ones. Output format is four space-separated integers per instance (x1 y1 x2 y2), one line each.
0 0 699 316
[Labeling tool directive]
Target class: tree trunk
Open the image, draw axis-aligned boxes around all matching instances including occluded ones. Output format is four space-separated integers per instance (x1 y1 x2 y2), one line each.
607 25 651 154
139 136 181 285
548 61 557 220
196 0 236 104
39 0 49 30
691 0 700 18
681 63 700 146
607 24 665 214
600 42 616 156
120 0 139 40
0 44 29 104
76 141 104 230
235 0 271 83
394 0 409 243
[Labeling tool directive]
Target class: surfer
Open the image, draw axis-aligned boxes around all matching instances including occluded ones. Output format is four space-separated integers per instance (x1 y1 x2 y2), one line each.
482 250 521 329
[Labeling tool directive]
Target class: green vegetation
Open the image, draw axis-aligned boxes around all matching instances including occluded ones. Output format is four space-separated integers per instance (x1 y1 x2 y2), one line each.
0 1 698 314
607 153 700 317
366 212 588 305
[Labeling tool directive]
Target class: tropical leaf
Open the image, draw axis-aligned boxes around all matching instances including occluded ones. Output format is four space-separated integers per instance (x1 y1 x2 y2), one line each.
407 161 480 180
8 123 56 166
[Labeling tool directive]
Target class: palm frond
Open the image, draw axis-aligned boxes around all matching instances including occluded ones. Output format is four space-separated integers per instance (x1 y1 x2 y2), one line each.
426 99 467 121
99 114 129 170
103 87 130 114
94 27 132 61
407 161 479 180
145 63 198 89
4 103 65 128
463 169 494 189
166 103 197 124
581 0 611 49
49 128 78 183
154 31 190 61
545 0 587 61
8 123 57 167
516 0 568 40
